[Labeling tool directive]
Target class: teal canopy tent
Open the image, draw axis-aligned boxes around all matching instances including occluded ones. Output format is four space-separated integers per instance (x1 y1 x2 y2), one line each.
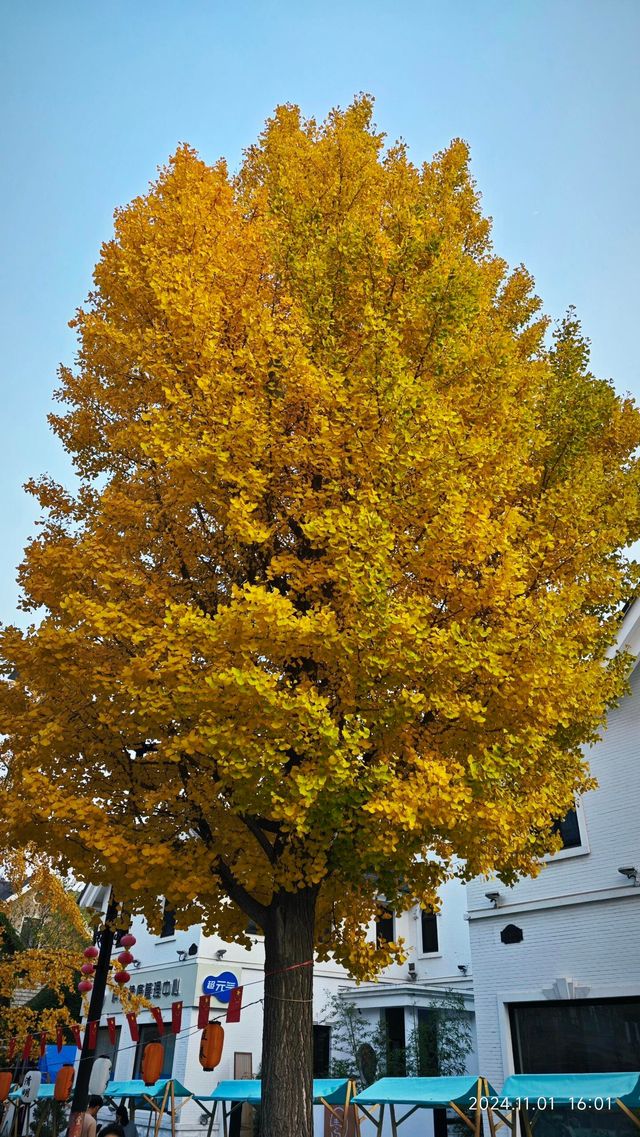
104 1078 195 1137
8 1084 56 1101
200 1078 354 1137
500 1074 640 1108
498 1074 640 1133
203 1078 350 1104
105 1079 193 1099
353 1075 492 1137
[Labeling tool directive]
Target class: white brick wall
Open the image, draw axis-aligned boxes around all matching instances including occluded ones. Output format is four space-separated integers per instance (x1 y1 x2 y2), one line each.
467 641 640 1087
468 894 640 1086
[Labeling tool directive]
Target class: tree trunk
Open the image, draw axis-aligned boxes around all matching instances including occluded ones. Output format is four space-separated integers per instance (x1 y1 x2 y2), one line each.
260 887 317 1137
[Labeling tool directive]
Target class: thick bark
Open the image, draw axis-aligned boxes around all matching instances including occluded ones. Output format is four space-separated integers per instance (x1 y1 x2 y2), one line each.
260 887 318 1137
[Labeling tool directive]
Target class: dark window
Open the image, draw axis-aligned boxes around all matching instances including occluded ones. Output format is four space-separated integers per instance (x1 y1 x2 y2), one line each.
95 1024 121 1068
510 998 640 1074
383 1007 406 1076
376 908 394 947
416 1008 439 1075
313 1024 331 1076
133 1023 176 1101
421 909 439 954
160 904 176 938
552 808 581 850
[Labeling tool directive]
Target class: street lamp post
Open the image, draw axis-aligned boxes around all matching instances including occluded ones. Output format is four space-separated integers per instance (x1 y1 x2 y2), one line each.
67 893 119 1137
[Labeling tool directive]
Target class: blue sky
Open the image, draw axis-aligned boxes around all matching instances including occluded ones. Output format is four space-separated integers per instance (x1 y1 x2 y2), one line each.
1 0 639 625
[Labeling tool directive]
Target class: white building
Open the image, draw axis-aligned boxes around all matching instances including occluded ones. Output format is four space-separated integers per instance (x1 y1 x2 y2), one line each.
342 878 476 1075
95 917 350 1134
90 878 475 1137
466 600 640 1087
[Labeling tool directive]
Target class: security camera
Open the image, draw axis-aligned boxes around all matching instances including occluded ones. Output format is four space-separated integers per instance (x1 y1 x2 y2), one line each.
618 866 638 883
485 891 500 907
458 964 469 975
214 948 227 960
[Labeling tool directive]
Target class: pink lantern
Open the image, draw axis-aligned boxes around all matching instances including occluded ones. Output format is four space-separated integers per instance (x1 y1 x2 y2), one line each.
113 970 131 985
117 951 134 967
81 963 96 976
83 945 99 959
78 980 93 994
120 934 136 949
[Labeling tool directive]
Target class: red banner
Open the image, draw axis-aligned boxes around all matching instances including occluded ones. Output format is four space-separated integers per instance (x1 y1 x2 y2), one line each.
72 1025 82 1049
56 1026 64 1053
226 986 243 1023
8 1038 15 1061
22 1034 33 1061
197 995 211 1029
87 1021 98 1050
39 1031 47 1058
126 1012 139 1042
150 1007 164 1035
171 1000 182 1035
107 1017 117 1046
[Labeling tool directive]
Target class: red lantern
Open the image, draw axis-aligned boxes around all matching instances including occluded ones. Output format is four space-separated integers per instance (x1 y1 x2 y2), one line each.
113 970 131 985
78 980 93 994
0 1073 12 1103
117 951 134 967
54 1065 74 1102
83 946 99 960
81 963 96 976
120 933 136 949
199 1022 224 1071
141 1042 164 1087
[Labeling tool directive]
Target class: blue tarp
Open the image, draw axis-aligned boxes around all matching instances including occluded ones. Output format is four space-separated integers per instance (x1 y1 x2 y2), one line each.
38 1045 77 1082
354 1077 486 1108
204 1079 350 1105
500 1074 640 1108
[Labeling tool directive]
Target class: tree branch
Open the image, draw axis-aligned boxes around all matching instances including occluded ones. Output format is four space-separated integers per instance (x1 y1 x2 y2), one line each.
238 813 278 864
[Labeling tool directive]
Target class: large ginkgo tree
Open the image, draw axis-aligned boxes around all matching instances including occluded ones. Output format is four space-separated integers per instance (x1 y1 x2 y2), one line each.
1 98 639 1137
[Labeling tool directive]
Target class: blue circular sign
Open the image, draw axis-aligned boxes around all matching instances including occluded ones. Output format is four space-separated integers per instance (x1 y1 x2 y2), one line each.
202 971 239 1004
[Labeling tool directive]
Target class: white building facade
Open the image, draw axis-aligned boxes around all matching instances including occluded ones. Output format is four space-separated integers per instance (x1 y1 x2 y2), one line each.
95 919 351 1134
466 601 640 1087
91 878 475 1137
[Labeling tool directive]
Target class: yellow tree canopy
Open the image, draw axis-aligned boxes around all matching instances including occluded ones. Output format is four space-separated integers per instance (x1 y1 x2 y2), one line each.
1 98 639 975
0 854 88 1053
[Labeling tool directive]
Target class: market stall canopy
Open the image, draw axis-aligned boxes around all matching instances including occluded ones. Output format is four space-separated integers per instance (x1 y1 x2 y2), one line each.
500 1074 640 1108
105 1079 193 1099
353 1076 489 1107
204 1078 351 1105
9 1085 56 1101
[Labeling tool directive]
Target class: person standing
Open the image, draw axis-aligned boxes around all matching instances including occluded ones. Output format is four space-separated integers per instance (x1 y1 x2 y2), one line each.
81 1096 104 1137
115 1104 139 1137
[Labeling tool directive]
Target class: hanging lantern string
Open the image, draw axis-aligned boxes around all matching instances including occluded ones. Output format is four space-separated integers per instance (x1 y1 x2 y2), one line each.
0 1002 264 1072
0 957 317 1065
